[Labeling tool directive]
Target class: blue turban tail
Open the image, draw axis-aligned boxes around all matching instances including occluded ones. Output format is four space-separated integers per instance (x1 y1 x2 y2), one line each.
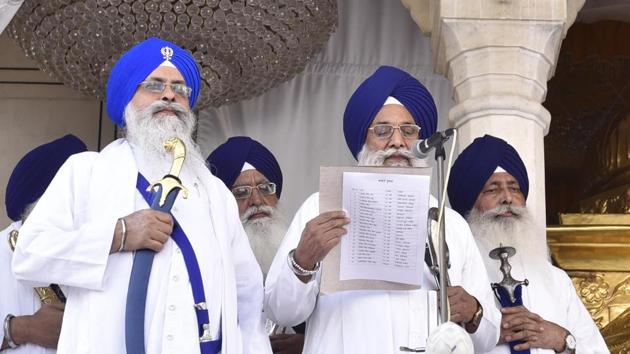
343 65 438 159
5 134 88 221
106 37 201 127
207 136 283 198
447 135 529 217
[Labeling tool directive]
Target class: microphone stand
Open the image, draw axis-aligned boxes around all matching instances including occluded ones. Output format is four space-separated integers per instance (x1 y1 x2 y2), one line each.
404 130 475 353
433 143 449 325
401 132 456 353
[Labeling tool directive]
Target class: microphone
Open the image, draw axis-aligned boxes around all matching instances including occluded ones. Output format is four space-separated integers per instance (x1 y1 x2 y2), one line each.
412 129 455 158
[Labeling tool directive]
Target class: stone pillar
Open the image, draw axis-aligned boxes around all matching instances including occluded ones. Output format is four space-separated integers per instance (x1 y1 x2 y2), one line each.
401 0 585 240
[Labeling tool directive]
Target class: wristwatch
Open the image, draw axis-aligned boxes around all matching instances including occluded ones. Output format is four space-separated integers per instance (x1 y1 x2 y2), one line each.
558 332 576 353
464 298 483 333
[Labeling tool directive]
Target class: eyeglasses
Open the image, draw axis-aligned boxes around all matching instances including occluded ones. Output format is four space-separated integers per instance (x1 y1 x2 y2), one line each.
231 182 277 200
138 80 192 98
368 124 421 139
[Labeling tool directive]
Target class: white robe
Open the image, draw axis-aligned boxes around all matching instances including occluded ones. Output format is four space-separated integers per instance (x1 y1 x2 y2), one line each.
264 193 501 354
11 139 271 354
1 221 56 354
480 254 609 354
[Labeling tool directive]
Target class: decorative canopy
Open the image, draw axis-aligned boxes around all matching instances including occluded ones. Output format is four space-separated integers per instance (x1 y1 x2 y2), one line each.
7 0 337 109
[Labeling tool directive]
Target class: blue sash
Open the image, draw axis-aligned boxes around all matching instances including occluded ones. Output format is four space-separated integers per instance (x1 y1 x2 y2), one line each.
494 285 530 354
125 173 221 354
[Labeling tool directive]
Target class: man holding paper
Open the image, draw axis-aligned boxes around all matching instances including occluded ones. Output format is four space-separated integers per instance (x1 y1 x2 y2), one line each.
448 135 607 354
264 66 500 353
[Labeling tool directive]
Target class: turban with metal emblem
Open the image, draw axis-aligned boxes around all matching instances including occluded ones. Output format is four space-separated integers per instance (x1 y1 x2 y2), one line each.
105 37 201 127
343 65 438 159
5 134 88 221
447 135 529 217
207 136 283 198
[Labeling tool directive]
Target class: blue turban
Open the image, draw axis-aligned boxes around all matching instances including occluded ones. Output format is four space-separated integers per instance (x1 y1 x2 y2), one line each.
5 134 88 221
106 37 201 127
343 65 438 159
447 135 529 217
207 136 283 198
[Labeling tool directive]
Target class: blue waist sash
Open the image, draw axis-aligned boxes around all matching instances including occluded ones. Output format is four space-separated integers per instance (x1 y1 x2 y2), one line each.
125 173 221 354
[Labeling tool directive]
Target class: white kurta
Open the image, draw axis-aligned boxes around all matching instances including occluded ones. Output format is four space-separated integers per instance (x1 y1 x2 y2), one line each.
264 193 501 354
482 257 609 354
11 139 271 354
1 221 56 354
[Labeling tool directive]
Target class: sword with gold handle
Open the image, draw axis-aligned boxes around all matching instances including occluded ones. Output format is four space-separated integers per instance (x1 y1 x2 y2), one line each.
7 230 66 304
125 137 188 354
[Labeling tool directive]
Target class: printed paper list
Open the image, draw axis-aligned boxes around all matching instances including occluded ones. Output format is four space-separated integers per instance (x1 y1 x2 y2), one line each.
340 172 429 285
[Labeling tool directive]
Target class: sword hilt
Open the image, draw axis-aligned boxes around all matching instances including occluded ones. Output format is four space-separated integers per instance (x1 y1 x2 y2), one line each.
146 137 189 210
147 175 189 209
489 245 529 304
8 229 18 251
164 137 186 178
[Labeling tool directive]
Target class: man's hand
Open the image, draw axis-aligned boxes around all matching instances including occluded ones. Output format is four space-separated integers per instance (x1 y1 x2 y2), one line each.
500 306 569 351
270 333 305 354
293 211 350 272
447 286 478 323
11 303 65 349
499 306 543 348
110 209 174 253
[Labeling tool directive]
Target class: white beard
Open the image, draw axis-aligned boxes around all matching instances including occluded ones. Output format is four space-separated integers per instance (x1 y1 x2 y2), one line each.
466 205 553 289
241 204 287 278
123 102 209 182
357 144 428 167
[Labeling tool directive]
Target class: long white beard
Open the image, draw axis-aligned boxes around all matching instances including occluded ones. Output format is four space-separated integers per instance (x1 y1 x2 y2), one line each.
241 204 286 278
124 102 209 181
356 144 428 167
467 205 553 289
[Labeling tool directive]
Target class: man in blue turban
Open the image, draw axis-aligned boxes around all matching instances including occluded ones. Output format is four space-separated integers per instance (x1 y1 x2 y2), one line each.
1 134 86 353
448 135 606 354
265 66 501 354
344 65 438 163
12 38 270 354
208 136 305 354
207 136 284 276
5 134 87 222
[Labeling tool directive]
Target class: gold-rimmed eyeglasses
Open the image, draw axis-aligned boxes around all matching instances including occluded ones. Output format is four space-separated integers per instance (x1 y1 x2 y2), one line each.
368 124 421 140
231 182 277 199
138 80 192 98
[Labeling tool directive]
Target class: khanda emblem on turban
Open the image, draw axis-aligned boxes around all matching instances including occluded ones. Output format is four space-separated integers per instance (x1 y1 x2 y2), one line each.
161 46 174 61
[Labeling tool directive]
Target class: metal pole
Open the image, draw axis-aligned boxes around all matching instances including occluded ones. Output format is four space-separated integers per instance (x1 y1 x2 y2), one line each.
435 148 448 324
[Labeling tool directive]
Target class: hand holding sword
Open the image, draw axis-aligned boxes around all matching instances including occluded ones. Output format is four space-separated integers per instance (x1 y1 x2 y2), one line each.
110 138 187 254
110 210 174 253
123 137 189 354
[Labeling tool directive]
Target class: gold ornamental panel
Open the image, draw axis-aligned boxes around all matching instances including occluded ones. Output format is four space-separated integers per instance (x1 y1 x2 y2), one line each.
549 214 630 352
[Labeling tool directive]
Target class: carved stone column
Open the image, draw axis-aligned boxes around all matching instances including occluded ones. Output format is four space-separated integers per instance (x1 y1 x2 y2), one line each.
401 0 585 239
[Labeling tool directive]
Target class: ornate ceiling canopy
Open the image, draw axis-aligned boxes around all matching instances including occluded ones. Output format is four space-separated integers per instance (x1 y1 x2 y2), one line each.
7 0 337 109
